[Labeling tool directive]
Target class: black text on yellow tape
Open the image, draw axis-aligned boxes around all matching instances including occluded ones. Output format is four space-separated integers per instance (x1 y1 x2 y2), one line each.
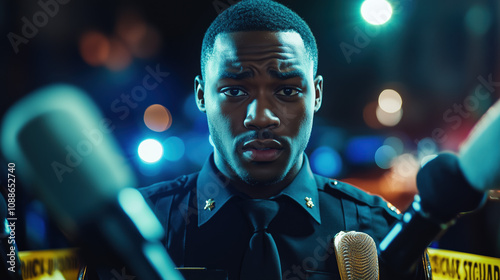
19 248 80 280
428 248 500 280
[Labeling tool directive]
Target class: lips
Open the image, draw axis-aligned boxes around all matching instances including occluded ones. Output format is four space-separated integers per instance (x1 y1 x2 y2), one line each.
241 139 284 162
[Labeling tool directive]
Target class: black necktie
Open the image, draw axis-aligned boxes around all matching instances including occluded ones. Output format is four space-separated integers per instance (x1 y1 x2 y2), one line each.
240 199 282 280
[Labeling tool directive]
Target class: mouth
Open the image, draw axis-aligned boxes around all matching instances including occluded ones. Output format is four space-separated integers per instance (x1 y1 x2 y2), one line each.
241 139 284 162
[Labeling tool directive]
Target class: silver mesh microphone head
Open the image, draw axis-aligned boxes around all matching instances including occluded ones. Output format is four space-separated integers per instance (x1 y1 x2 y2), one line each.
334 231 379 280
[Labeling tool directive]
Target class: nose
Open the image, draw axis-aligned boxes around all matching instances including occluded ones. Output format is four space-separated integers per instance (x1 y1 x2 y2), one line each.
244 98 280 130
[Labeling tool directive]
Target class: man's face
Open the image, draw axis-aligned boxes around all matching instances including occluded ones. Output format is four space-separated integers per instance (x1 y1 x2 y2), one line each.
196 31 322 187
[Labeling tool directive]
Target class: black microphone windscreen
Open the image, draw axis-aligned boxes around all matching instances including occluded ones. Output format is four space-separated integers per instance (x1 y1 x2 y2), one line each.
416 152 485 222
1 84 183 280
1 84 137 235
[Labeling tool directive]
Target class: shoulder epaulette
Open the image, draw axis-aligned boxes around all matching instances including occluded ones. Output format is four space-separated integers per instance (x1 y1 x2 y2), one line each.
139 172 198 202
320 176 402 219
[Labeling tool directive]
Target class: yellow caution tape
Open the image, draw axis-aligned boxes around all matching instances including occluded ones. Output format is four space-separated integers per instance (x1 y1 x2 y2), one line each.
18 248 80 280
427 248 500 280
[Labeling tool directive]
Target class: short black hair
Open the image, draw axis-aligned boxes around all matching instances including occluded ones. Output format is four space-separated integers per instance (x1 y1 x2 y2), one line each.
200 0 318 79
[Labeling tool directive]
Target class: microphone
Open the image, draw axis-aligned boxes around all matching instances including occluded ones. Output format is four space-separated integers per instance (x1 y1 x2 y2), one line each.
378 153 486 276
334 231 379 280
378 99 500 276
1 84 183 280
0 194 22 280
459 99 500 192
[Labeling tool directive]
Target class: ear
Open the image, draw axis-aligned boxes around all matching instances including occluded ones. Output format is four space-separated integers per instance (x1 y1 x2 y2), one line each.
314 75 323 112
194 75 206 113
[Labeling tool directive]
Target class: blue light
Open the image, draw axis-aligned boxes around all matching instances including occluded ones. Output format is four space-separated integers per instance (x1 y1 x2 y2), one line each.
310 146 342 177
26 211 46 243
384 136 404 154
379 222 402 251
118 188 164 241
465 5 492 36
138 139 163 163
374 145 397 169
346 136 384 164
403 212 412 223
417 137 438 158
163 136 185 161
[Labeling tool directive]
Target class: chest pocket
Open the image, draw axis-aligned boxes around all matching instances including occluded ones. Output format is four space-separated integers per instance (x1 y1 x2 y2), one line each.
341 197 372 233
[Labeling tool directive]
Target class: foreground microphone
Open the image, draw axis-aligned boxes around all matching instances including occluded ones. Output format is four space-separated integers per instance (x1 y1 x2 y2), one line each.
0 195 22 280
378 153 486 276
459 99 500 191
334 231 379 280
1 84 183 280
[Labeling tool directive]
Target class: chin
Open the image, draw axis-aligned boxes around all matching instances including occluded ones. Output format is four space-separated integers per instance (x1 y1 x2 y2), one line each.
240 169 286 187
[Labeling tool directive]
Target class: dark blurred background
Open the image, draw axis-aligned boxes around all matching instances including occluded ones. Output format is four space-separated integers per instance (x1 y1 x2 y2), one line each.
1 0 499 258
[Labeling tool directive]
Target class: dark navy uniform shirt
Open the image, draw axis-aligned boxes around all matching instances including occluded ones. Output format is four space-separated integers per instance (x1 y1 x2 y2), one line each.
138 154 427 280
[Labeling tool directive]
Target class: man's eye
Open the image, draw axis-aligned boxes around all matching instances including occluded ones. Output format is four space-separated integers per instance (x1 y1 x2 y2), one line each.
276 88 300 96
222 88 247 97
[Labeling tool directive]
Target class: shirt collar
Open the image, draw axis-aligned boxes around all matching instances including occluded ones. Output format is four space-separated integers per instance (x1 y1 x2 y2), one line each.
197 154 236 227
279 155 321 224
197 153 321 226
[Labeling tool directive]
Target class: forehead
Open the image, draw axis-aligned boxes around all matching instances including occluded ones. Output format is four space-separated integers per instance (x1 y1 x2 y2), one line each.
208 31 310 74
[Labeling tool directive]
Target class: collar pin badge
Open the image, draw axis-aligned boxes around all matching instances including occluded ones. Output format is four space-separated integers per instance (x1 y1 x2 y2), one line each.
204 198 215 211
305 197 314 208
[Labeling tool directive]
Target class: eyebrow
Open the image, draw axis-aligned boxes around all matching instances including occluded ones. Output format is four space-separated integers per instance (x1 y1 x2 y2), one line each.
269 70 305 80
219 71 253 80
219 69 305 80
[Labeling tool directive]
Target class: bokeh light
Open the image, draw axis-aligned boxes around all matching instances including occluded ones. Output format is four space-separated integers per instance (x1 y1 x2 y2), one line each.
465 4 492 36
104 37 133 71
163 136 185 161
376 106 403 126
417 137 438 157
378 89 402 113
138 139 163 163
79 31 110 66
144 104 172 132
116 10 161 58
346 136 384 164
374 145 397 169
391 153 420 180
310 146 342 177
384 136 404 155
361 0 393 25
417 137 438 167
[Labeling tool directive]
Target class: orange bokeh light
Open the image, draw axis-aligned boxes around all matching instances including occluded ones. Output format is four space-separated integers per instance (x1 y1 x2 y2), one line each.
79 31 110 66
144 104 172 132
